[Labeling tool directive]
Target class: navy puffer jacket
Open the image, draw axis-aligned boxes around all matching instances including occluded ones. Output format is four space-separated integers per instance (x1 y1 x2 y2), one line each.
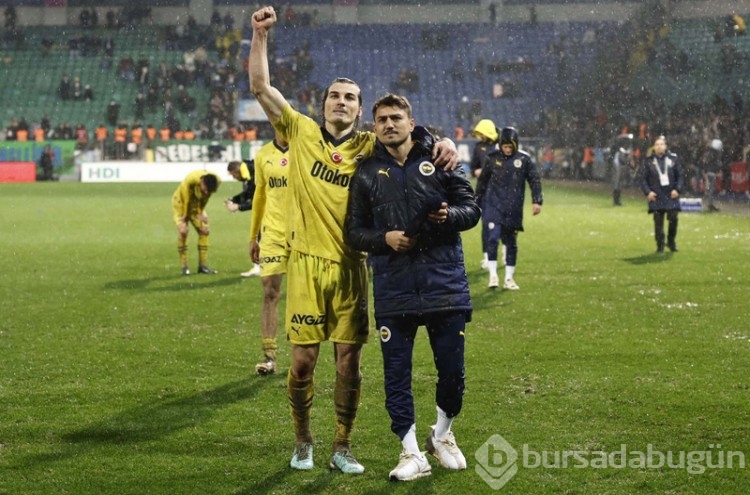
345 140 480 319
475 148 543 231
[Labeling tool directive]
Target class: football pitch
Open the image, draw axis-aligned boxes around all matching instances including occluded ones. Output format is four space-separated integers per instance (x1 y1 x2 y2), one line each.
1 181 749 494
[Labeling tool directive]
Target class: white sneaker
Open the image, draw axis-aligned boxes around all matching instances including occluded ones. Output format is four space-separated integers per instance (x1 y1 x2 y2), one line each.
389 450 432 481
503 278 520 290
329 449 365 474
241 265 261 278
488 274 499 289
255 357 276 375
290 442 314 470
425 430 467 470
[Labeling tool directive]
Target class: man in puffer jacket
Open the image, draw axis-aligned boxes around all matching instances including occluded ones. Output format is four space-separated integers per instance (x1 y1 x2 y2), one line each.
475 126 543 290
345 93 480 482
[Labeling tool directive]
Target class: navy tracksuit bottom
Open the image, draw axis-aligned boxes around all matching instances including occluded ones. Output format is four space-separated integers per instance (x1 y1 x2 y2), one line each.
377 312 466 439
486 220 518 266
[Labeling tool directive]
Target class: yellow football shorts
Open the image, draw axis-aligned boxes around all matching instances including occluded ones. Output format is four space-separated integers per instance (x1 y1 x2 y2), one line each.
258 229 288 277
285 250 369 345
171 195 205 230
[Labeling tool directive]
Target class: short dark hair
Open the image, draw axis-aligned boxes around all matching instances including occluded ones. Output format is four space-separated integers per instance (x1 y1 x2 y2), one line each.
371 93 412 119
201 174 219 193
227 161 242 173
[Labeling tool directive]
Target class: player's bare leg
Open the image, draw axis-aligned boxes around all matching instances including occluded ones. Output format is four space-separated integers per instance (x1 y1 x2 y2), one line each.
256 274 282 375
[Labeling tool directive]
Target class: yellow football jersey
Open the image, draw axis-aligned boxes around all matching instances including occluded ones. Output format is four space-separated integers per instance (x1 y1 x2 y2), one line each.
276 104 375 262
249 140 290 244
172 169 218 221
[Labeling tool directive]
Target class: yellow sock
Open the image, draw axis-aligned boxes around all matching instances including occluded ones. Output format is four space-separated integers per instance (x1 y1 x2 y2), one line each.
288 370 314 444
261 338 277 360
198 234 209 266
177 238 188 267
332 372 361 452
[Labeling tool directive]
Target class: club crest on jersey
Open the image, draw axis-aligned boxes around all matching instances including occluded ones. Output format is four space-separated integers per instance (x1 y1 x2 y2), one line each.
280 158 288 167
419 161 435 176
380 326 392 343
514 159 522 168
331 151 343 164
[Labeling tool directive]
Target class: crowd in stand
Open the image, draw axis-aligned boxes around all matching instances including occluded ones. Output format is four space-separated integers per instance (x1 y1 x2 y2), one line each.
3 3 749 185
0 6 268 158
538 2 749 195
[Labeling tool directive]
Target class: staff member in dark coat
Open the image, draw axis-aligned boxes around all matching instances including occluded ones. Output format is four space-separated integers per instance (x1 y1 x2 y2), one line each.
639 135 684 253
345 94 480 482
470 119 499 270
475 127 543 290
225 159 256 212
225 159 261 276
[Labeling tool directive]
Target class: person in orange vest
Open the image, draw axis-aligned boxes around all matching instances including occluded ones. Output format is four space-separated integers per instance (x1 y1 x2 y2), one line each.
173 128 185 140
95 124 108 142
579 146 595 181
159 125 171 141
114 123 128 159
183 128 196 140
145 124 157 142
34 126 46 142
94 124 108 158
16 127 29 141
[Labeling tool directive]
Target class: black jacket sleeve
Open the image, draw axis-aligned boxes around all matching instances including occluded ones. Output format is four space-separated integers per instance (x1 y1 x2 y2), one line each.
474 154 493 202
345 167 391 254
526 158 543 205
440 169 481 232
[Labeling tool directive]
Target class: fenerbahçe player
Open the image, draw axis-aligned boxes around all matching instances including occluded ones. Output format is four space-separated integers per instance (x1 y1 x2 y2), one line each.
272 95 373 473
248 135 290 373
278 101 372 346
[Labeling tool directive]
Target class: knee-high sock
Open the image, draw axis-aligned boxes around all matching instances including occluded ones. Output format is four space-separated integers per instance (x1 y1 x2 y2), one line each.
261 337 278 360
333 372 361 451
177 237 188 267
288 371 314 444
198 234 209 266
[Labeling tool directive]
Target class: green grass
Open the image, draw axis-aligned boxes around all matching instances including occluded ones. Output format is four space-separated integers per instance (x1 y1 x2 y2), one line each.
1 181 749 494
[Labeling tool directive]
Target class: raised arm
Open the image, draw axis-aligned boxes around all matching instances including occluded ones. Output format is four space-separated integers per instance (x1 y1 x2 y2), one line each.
249 6 287 124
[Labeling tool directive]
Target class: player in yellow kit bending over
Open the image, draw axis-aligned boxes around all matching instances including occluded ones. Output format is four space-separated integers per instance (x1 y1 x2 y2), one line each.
171 170 220 276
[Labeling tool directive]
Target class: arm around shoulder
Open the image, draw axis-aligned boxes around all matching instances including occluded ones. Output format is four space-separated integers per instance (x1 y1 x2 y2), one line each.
345 169 390 254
